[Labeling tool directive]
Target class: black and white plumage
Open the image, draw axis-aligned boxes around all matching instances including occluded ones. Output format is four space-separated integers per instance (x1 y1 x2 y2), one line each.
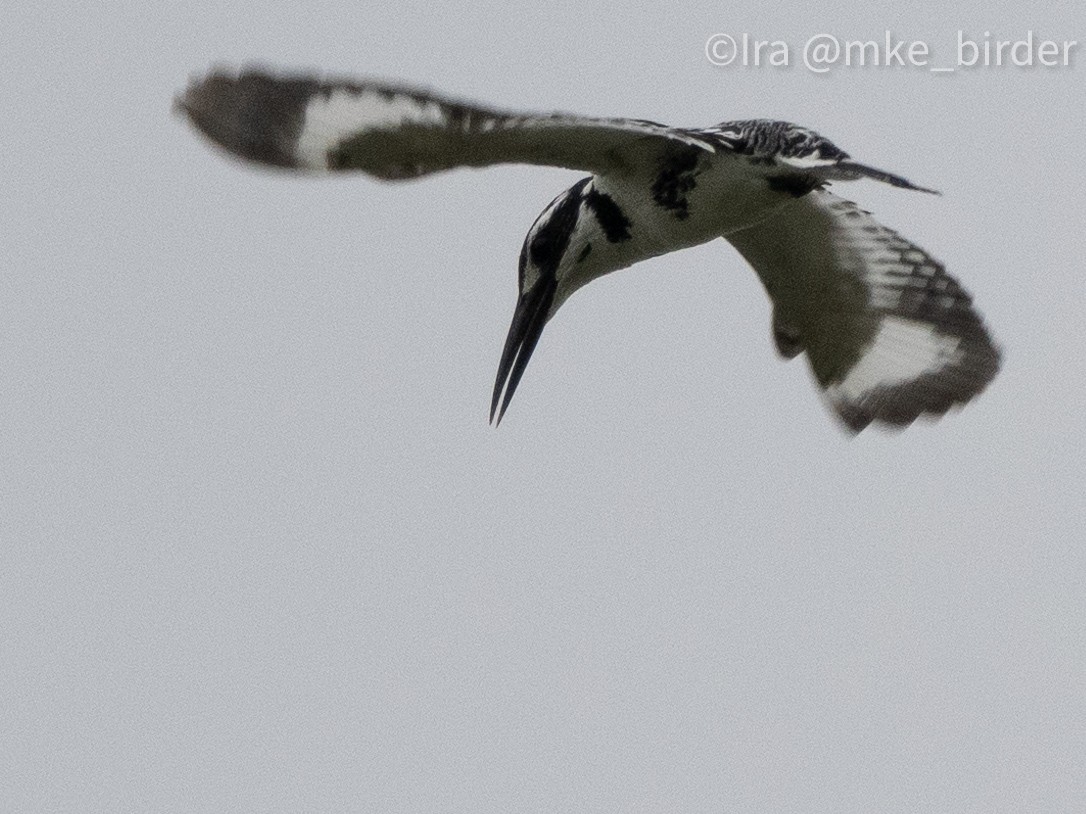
176 68 1000 433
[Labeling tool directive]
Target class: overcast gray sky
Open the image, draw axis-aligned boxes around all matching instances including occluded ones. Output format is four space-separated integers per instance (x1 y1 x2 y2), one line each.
3 1 1085 811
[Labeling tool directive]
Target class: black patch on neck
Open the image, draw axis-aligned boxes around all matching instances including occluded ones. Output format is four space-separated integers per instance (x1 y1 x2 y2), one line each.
527 178 591 278
651 146 701 220
583 187 632 243
767 174 819 197
577 243 593 263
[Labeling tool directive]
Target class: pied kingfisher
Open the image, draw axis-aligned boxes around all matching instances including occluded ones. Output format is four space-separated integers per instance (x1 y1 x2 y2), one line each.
176 68 1000 433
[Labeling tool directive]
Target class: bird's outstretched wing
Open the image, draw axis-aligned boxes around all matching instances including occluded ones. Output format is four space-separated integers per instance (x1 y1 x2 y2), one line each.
724 189 1000 432
176 68 717 179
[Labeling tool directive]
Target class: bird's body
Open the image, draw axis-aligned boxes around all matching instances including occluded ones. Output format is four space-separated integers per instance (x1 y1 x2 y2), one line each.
522 165 777 311
177 69 1000 432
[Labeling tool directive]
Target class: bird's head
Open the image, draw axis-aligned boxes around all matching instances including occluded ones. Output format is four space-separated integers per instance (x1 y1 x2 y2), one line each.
489 179 598 425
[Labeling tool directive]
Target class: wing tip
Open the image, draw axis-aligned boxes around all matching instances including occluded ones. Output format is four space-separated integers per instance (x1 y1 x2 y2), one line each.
175 66 320 169
825 334 1002 435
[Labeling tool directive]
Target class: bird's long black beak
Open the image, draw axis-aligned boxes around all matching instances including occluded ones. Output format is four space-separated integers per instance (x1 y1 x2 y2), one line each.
490 275 557 425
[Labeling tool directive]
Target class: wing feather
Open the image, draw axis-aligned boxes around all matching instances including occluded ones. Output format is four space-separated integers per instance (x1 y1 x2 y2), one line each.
724 189 1000 432
176 68 716 179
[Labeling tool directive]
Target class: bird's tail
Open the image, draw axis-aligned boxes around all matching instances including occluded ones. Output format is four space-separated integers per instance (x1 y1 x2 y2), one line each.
827 160 940 194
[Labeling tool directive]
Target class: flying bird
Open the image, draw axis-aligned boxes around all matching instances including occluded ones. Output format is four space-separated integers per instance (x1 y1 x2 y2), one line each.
176 68 1000 432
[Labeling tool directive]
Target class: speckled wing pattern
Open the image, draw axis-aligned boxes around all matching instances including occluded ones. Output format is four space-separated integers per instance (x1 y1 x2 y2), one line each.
176 69 718 180
724 188 1000 431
